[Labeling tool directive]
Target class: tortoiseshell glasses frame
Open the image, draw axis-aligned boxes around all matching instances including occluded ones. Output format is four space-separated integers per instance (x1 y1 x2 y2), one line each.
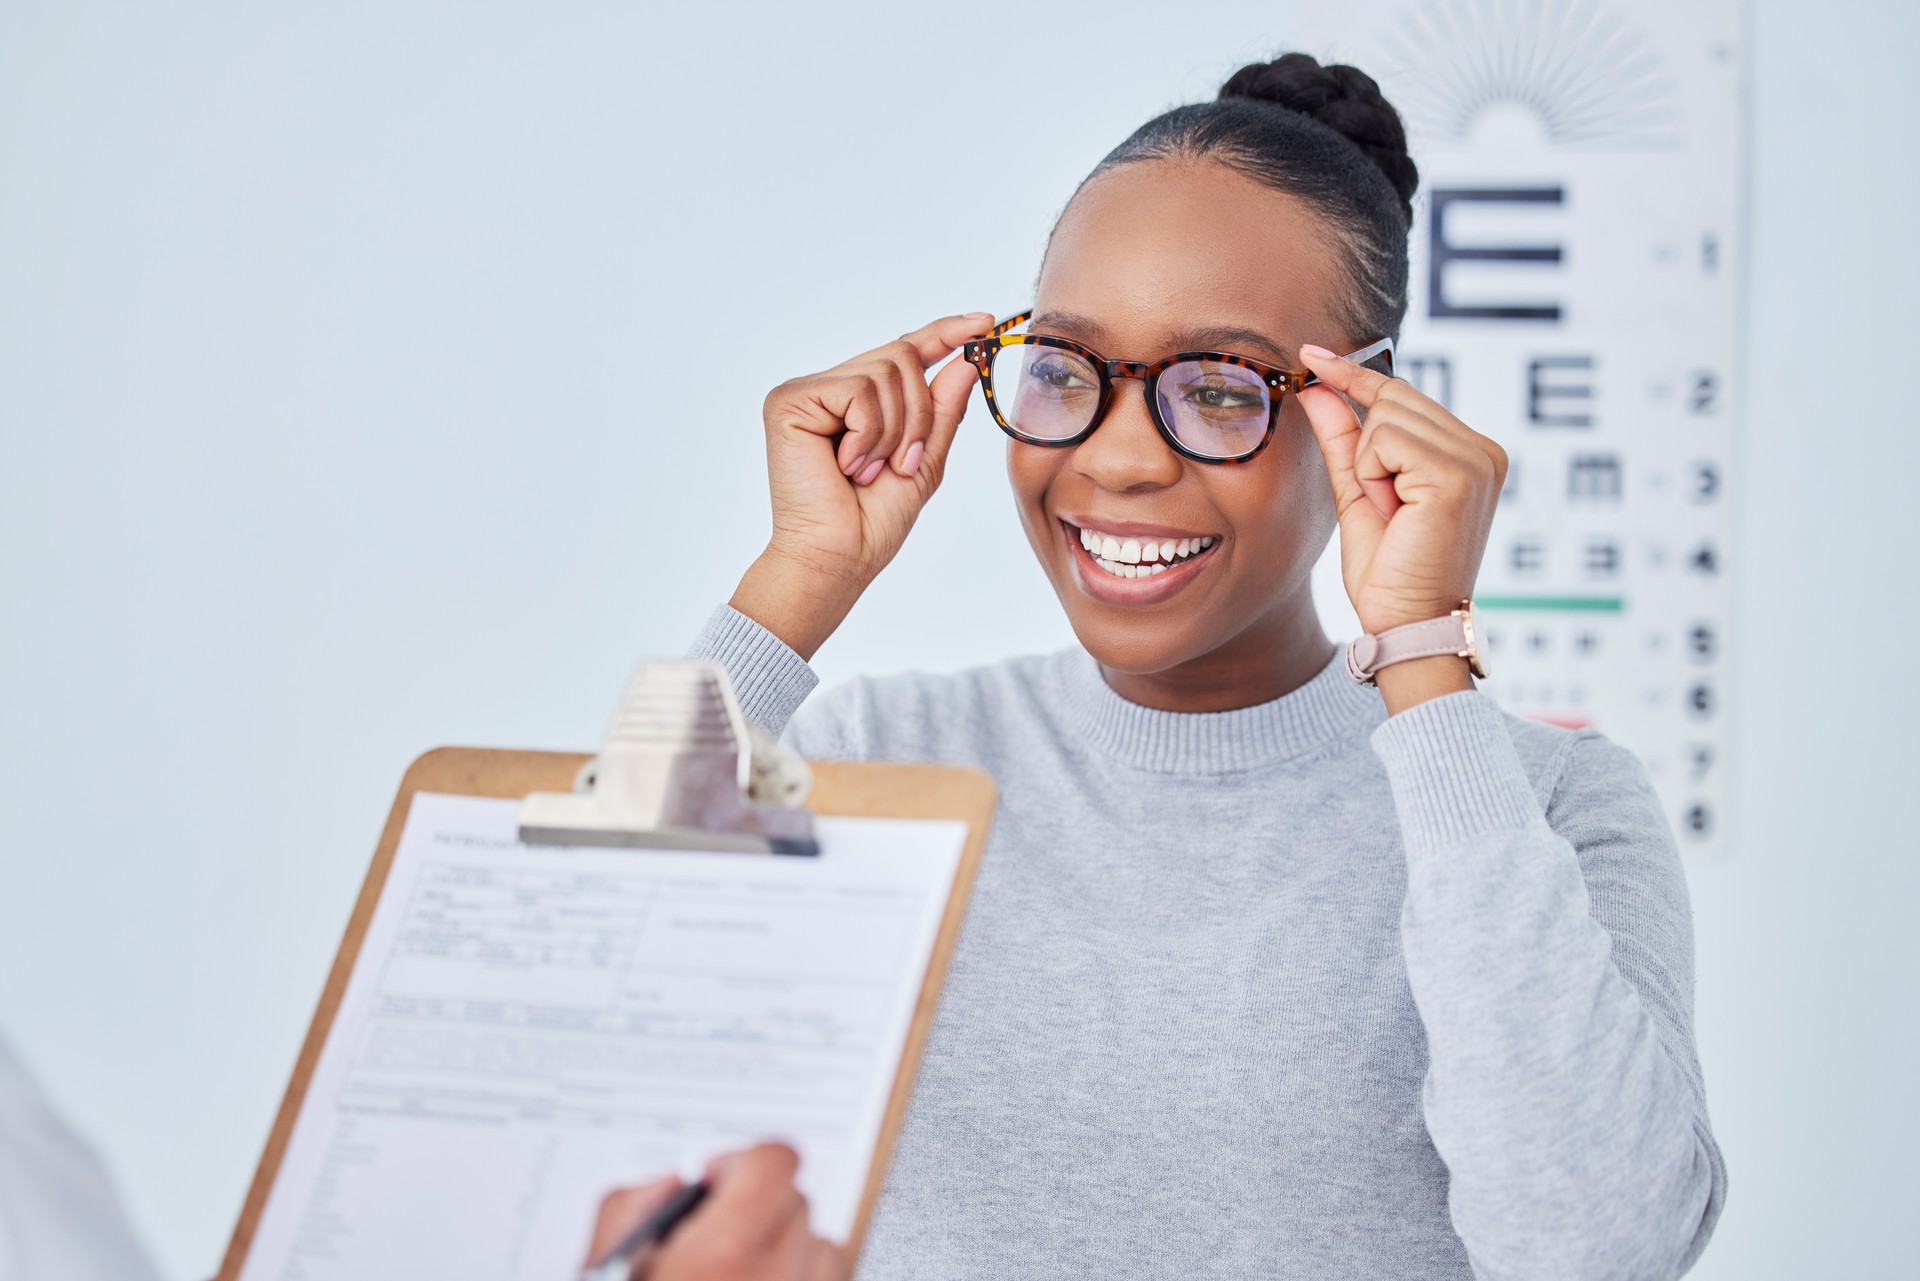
962 310 1395 465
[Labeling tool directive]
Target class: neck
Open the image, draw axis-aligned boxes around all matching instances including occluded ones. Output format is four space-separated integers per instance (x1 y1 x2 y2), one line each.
1098 585 1336 713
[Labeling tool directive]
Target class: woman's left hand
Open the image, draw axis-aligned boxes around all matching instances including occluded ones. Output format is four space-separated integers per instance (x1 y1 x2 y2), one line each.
1296 345 1508 638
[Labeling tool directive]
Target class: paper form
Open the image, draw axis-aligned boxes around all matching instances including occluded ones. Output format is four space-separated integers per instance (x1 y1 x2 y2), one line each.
238 793 967 1281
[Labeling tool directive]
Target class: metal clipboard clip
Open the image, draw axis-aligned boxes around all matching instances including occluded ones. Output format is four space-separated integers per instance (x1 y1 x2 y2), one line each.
518 661 819 856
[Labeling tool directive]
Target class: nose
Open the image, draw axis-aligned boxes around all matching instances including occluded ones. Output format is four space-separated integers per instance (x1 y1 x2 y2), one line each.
1069 378 1183 493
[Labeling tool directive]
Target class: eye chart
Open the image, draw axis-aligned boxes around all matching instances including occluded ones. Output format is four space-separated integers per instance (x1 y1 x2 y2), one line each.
1300 0 1744 856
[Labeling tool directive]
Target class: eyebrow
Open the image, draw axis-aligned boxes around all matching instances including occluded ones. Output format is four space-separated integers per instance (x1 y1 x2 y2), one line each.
1029 310 1298 367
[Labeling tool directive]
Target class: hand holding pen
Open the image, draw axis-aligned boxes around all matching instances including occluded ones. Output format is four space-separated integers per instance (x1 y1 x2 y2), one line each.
581 1143 847 1281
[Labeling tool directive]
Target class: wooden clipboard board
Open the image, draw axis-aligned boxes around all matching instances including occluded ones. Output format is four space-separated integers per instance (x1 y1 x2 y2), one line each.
216 745 994 1280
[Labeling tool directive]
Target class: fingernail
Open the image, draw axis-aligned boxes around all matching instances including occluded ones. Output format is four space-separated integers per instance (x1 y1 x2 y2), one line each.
901 441 925 475
858 458 886 485
965 311 994 320
1299 344 1337 360
843 451 868 477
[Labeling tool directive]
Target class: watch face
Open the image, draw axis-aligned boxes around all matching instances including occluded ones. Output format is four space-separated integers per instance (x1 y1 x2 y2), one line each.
1464 601 1490 679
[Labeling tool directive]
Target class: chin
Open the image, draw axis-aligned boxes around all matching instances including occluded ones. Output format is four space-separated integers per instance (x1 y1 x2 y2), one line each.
1055 599 1214 677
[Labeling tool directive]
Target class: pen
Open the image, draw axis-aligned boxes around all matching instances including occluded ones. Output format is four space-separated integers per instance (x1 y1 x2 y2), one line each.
578 1179 710 1281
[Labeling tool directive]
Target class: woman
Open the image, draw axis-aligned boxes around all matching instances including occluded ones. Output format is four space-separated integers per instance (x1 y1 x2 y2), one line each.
689 54 1724 1279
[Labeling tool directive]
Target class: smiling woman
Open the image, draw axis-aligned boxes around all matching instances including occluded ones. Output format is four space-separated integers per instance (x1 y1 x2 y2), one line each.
692 50 1724 1281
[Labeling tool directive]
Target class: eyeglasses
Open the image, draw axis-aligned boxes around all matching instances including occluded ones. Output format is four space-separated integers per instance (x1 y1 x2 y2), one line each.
963 311 1395 465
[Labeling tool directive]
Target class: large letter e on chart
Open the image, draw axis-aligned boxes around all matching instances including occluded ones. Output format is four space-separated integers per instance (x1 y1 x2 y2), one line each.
1429 187 1565 322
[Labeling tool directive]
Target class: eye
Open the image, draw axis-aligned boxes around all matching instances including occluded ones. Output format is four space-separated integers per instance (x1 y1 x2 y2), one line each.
1175 378 1266 413
1029 355 1096 391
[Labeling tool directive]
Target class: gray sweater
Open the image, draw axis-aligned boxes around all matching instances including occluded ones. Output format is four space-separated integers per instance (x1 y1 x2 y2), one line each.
691 605 1726 1280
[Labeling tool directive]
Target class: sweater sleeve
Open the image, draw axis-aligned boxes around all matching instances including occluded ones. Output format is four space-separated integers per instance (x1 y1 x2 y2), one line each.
1369 691 1725 1280
684 603 860 759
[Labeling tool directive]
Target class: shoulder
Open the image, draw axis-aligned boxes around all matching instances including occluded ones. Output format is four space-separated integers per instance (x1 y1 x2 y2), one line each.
1372 691 1677 864
1378 689 1659 809
1494 706 1693 943
787 649 1078 766
1490 706 1663 821
1416 697 1686 887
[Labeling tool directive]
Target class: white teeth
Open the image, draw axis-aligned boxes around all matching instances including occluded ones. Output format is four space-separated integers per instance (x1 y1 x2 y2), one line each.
1073 523 1219 578
1086 556 1170 578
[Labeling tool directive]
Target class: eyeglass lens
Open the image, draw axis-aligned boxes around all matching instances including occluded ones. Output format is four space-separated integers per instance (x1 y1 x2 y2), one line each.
992 345 1100 442
990 344 1275 460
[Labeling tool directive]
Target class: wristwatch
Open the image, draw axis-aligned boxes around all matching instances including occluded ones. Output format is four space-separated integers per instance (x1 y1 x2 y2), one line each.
1345 600 1489 686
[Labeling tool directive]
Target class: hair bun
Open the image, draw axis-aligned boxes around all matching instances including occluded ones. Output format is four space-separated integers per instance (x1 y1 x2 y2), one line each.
1219 52 1417 220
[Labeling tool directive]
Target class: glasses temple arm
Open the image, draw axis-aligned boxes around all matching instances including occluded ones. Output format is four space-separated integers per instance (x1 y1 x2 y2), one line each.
989 310 1032 338
1297 336 1395 388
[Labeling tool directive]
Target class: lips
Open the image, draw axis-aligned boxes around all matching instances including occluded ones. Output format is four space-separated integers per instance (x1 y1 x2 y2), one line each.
1057 518 1221 605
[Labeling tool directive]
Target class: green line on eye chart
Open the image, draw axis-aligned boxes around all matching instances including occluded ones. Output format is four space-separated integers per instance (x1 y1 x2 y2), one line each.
1476 595 1625 613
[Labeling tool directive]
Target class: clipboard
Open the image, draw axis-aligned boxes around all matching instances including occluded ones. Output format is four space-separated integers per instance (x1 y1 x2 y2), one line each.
216 663 994 1281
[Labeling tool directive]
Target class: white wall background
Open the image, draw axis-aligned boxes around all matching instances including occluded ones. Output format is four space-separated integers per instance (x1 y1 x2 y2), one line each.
1 2 1914 1277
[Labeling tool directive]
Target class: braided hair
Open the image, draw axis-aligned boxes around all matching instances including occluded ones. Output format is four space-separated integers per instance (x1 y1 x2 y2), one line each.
1074 52 1418 344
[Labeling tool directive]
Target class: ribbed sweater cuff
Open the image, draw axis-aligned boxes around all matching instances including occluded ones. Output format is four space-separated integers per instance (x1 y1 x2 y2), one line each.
1369 691 1544 853
685 603 819 737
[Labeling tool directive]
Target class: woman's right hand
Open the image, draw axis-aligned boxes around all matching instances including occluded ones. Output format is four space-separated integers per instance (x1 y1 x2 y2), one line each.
730 312 994 660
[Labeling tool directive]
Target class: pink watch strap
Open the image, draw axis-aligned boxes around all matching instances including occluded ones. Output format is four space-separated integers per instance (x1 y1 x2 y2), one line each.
1345 612 1474 685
